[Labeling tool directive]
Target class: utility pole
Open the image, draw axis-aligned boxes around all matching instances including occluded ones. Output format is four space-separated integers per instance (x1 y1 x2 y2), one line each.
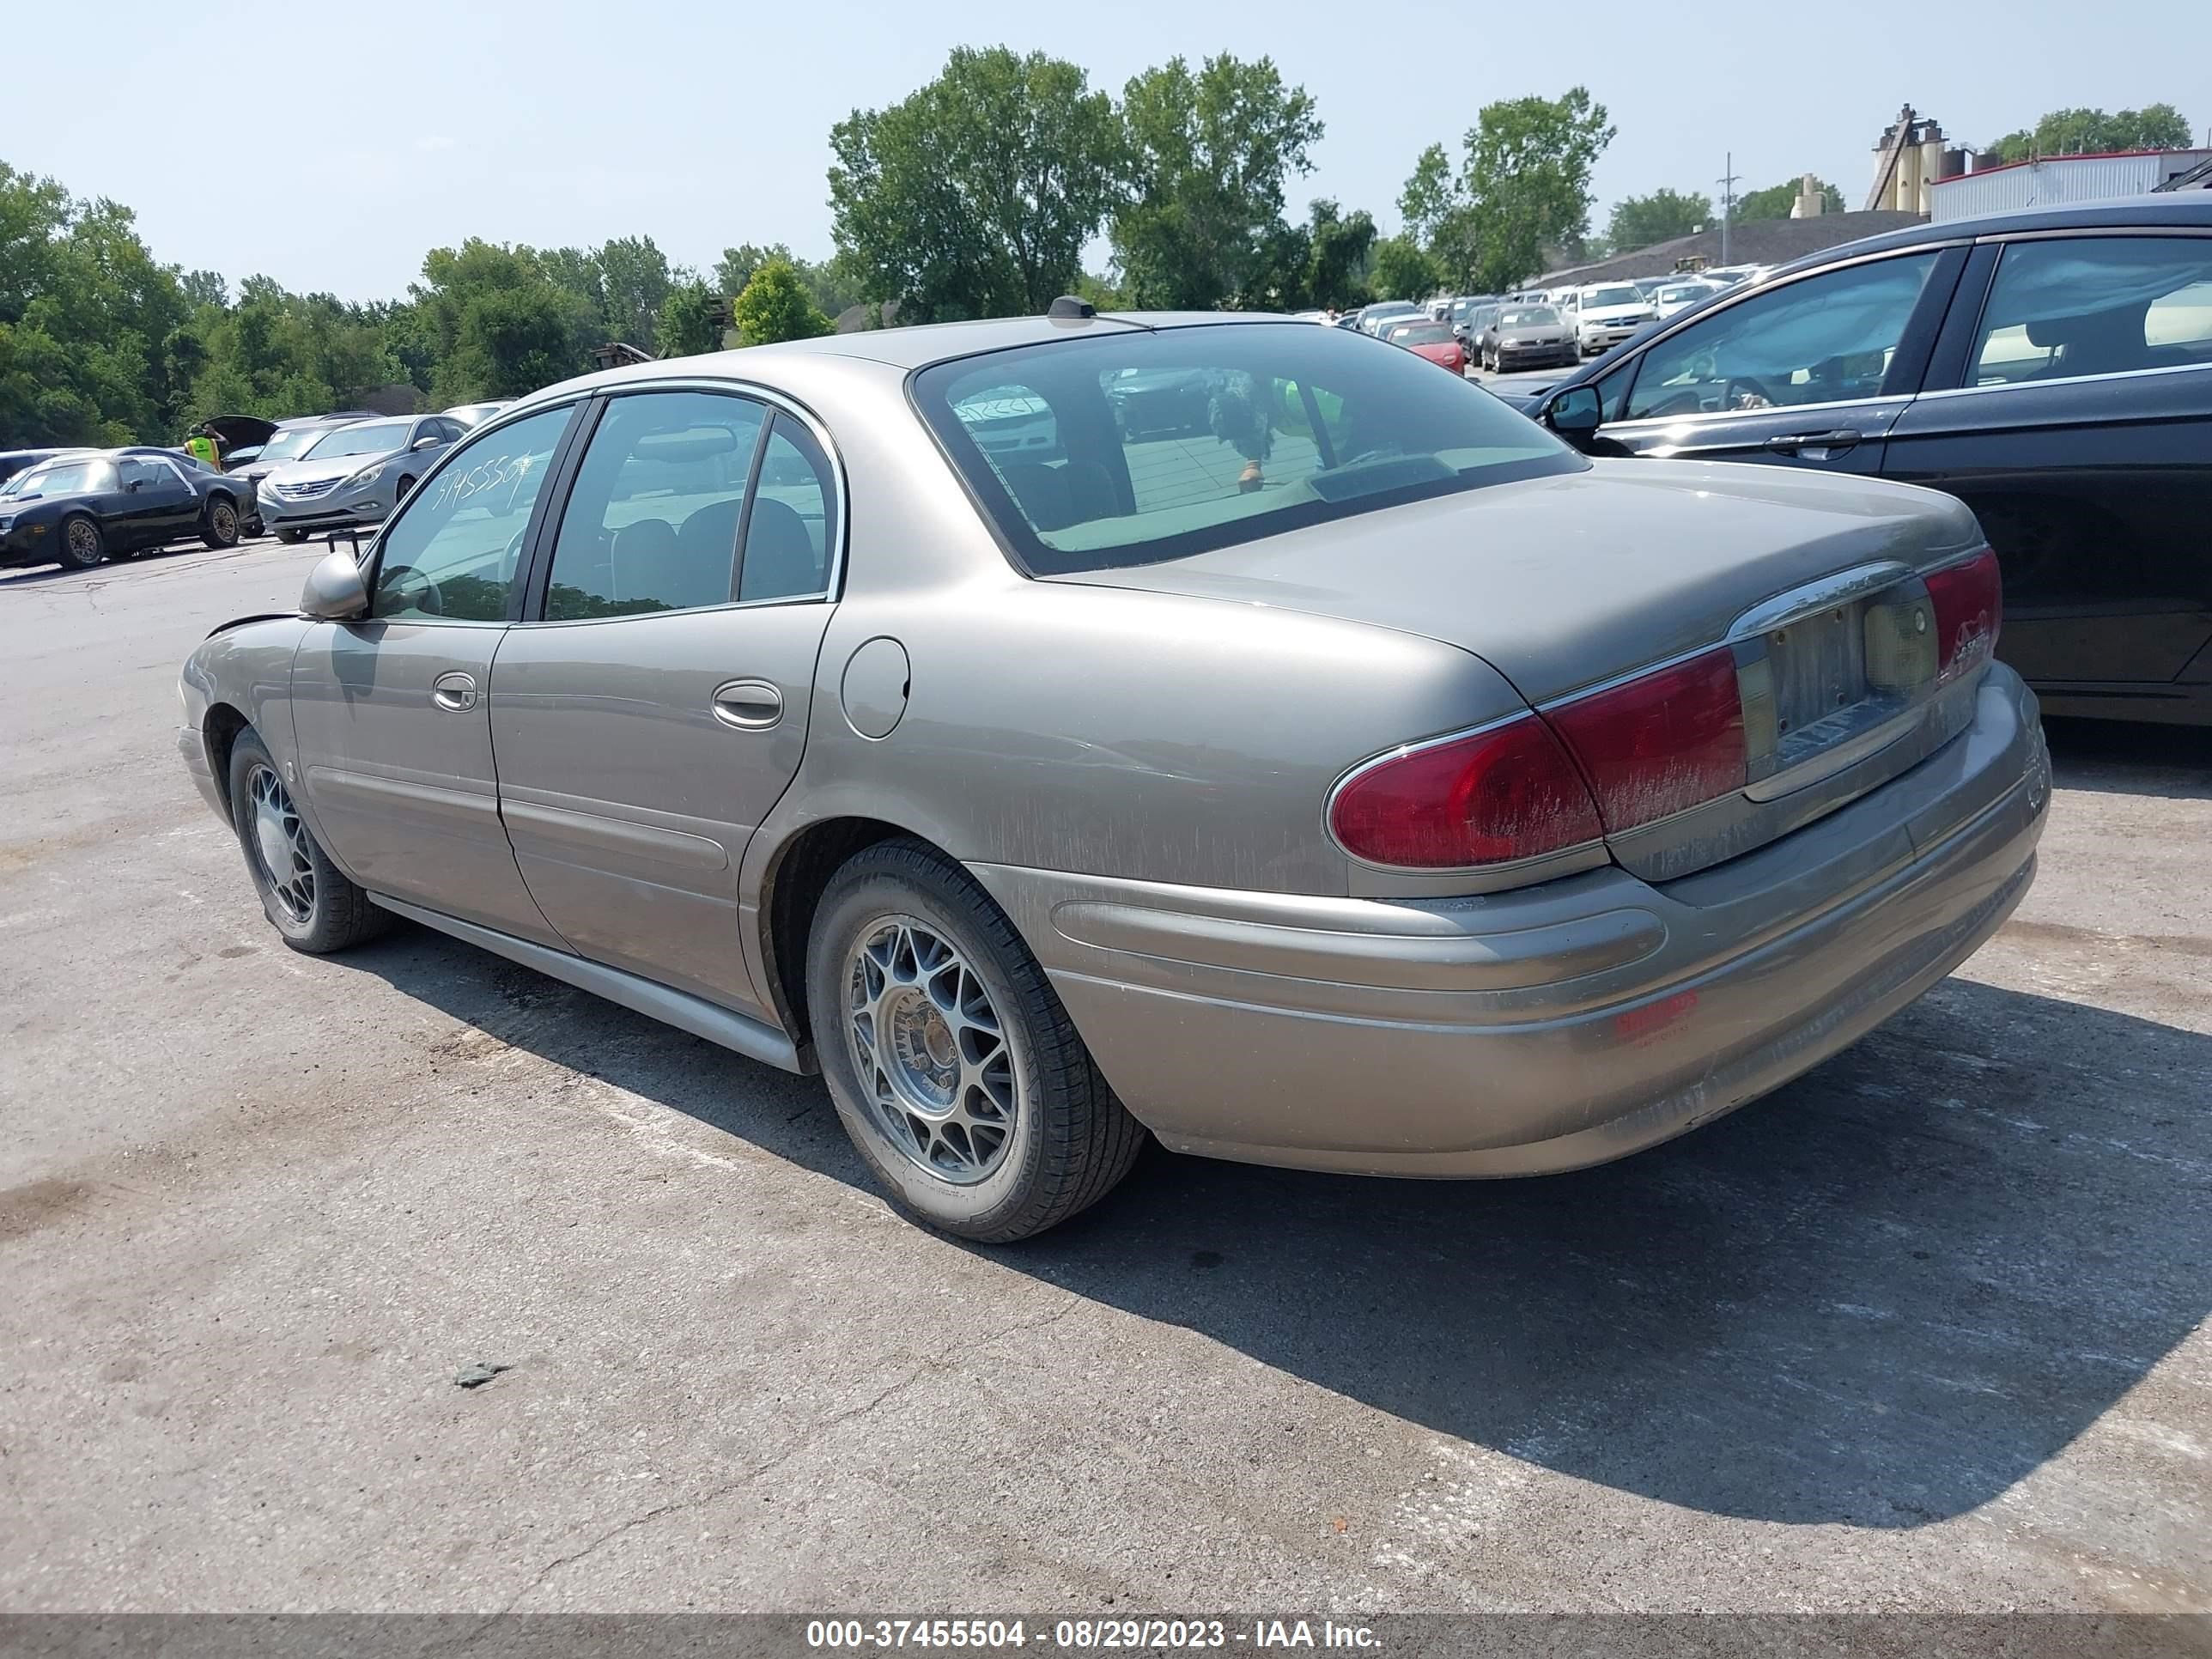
1717 152 1741 265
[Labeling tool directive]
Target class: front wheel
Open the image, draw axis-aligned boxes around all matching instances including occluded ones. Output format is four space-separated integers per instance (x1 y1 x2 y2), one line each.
201 495 240 549
58 514 106 570
227 730 386 954
806 840 1145 1242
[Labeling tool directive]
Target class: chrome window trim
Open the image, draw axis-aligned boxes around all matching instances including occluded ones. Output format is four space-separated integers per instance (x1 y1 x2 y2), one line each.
1972 225 2212 245
1604 391 1912 437
1921 356 2212 402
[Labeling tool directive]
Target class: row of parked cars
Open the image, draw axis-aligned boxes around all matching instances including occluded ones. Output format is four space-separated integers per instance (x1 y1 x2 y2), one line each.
0 404 505 571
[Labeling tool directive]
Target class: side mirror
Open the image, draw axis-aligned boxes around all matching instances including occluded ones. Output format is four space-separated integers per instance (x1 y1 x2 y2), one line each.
300 549 370 620
411 434 441 452
1545 386 1603 437
125 478 143 493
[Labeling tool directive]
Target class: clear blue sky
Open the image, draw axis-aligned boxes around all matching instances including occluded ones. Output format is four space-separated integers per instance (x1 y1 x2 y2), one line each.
13 0 2206 301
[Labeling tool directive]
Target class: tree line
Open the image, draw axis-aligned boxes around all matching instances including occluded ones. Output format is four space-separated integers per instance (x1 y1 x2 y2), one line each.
1 72 2192 449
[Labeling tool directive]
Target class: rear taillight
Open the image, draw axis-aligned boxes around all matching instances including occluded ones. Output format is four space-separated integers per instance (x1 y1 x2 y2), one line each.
1546 647 1748 835
1328 714 1603 868
1924 547 2002 683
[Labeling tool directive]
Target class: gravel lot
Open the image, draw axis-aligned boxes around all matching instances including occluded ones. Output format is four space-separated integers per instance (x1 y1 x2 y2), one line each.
1 536 2207 1614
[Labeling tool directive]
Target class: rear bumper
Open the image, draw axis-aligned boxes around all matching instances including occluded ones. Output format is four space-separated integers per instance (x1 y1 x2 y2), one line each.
971 666 2048 1177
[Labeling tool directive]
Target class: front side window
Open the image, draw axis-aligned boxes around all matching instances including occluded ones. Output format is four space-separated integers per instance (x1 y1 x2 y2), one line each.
370 406 573 622
915 321 1580 575
1621 252 1939 420
1972 234 2212 386
543 390 767 621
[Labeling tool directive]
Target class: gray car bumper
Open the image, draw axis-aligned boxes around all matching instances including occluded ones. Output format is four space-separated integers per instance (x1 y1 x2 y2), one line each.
972 666 2048 1176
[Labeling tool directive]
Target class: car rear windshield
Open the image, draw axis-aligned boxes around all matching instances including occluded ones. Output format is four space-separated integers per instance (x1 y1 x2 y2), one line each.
1391 323 1455 345
913 322 1581 575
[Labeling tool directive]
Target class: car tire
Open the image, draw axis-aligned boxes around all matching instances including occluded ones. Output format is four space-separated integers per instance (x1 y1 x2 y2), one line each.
200 495 241 549
226 729 386 955
57 514 106 570
806 839 1146 1243
275 527 306 544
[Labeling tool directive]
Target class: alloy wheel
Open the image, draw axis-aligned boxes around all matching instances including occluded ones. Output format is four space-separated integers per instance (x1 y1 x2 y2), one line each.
845 915 1019 1184
210 501 237 542
65 520 100 565
246 763 315 925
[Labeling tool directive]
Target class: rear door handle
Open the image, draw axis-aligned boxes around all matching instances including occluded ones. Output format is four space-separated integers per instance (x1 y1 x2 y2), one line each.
712 679 783 730
431 672 477 712
1762 428 1862 456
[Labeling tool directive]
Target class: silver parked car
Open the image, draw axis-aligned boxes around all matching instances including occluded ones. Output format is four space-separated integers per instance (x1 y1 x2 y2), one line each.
178 312 2047 1242
257 414 465 543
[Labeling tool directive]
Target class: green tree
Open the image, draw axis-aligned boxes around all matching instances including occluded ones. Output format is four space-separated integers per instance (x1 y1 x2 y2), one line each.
1734 176 1844 222
1400 89 1615 295
831 46 1125 323
1303 199 1376 310
714 243 792 299
1370 235 1443 301
1113 53 1322 310
656 277 726 357
593 234 672 349
1606 187 1712 252
1983 104 2191 164
733 258 832 345
410 240 588 404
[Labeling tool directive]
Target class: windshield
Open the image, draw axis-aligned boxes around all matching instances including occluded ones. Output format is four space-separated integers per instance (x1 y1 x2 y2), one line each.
1500 308 1559 329
1390 323 1455 345
1658 285 1706 303
1586 286 1644 308
7 459 113 497
915 322 1580 576
302 421 410 460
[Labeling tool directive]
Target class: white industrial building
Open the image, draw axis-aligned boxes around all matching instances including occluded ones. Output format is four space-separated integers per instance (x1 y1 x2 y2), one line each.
1930 149 2212 222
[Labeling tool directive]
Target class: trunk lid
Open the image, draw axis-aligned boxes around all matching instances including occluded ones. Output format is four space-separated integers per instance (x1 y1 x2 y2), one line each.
1059 458 1991 882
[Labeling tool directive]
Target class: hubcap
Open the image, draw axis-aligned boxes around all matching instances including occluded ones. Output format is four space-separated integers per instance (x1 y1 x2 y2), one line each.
846 917 1018 1184
246 764 315 925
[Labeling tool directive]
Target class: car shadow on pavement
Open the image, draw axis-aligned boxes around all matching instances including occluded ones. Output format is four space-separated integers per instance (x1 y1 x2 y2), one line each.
355 927 2209 1532
2044 716 2212 800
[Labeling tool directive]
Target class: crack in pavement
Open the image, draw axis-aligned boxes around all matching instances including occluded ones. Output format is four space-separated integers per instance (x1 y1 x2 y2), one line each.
451 1292 1087 1635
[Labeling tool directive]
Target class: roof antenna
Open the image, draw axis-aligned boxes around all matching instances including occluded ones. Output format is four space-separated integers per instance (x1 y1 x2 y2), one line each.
1047 295 1097 321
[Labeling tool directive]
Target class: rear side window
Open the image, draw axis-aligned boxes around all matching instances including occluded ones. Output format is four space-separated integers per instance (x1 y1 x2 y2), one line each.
1972 235 2212 386
543 390 767 620
915 323 1579 575
738 414 837 602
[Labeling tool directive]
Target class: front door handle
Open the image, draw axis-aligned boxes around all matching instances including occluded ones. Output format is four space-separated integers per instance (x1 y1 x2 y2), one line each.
712 679 783 730
1762 428 1862 456
431 671 477 712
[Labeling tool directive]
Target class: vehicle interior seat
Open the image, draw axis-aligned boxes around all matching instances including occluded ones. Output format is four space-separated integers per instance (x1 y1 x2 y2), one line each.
739 497 826 599
607 516 698 611
2028 307 2152 380
996 460 1121 531
678 498 744 598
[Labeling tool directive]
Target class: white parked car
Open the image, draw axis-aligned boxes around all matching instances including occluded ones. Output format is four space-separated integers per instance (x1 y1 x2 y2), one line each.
1571 283 1657 357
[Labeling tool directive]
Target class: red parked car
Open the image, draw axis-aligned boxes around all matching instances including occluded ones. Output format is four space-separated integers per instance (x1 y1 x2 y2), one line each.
1382 318 1469 374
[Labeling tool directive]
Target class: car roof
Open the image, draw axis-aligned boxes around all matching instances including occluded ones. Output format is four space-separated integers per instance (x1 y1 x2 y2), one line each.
1763 193 2212 282
509 310 1328 408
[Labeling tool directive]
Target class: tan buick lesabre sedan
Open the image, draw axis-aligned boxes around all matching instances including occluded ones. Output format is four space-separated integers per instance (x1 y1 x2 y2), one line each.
179 307 2048 1240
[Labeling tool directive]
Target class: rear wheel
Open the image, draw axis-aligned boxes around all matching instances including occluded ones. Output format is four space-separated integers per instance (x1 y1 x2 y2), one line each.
201 495 240 549
227 730 385 954
806 840 1145 1242
58 514 106 570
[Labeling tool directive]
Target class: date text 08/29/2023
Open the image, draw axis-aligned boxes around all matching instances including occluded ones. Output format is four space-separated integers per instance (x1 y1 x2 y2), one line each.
804 1619 1382 1650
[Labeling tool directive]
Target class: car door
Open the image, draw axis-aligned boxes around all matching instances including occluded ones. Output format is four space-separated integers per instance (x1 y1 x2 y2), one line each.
114 456 196 549
1573 247 1961 476
488 386 842 1015
1883 229 2212 695
288 404 581 945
